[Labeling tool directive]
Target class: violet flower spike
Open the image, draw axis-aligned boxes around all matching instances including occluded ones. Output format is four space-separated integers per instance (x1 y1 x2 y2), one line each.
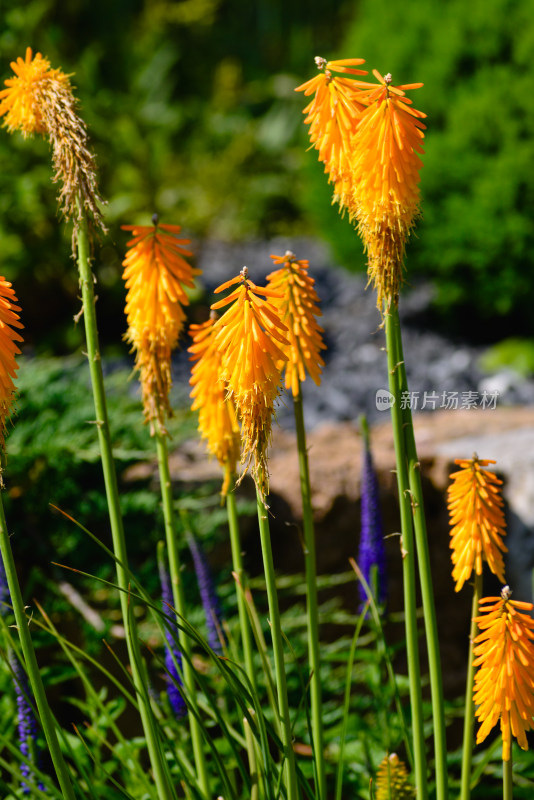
158 560 187 719
187 532 226 655
9 650 45 794
358 432 387 609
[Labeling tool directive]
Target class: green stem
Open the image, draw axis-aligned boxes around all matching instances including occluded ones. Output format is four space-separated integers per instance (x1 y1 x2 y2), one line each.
384 308 428 799
460 573 483 800
76 221 175 800
256 489 298 800
503 753 513 800
155 430 210 798
391 304 449 800
225 477 257 692
293 389 325 800
0 494 77 799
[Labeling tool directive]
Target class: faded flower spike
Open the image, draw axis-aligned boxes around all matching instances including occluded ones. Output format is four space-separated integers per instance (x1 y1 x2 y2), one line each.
375 753 415 800
295 57 369 212
189 313 241 496
0 47 105 235
0 277 23 453
351 70 426 310
211 267 288 501
448 456 507 592
122 218 200 431
266 251 325 396
473 587 534 761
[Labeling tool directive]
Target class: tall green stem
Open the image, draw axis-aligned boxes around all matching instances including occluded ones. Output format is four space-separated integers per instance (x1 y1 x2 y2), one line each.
384 308 427 799
503 754 513 800
76 221 174 800
0 495 77 799
391 304 449 800
155 430 210 797
256 490 298 800
293 390 325 800
460 573 482 800
225 478 257 692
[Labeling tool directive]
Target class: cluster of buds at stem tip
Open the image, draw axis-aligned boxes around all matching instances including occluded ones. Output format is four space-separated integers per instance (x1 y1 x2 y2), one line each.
296 57 426 311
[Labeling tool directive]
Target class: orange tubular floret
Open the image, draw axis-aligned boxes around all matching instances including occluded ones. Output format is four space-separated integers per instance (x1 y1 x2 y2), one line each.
447 456 507 592
473 588 534 761
266 251 326 397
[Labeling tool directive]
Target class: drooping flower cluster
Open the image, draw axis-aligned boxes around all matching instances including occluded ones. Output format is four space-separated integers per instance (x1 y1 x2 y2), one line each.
375 753 415 800
447 456 507 592
189 314 241 496
122 218 200 431
266 251 325 397
0 278 23 453
0 47 105 235
473 587 534 761
296 58 426 309
210 267 289 501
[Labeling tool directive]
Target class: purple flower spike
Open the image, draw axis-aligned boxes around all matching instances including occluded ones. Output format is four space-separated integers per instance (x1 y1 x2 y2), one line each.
158 560 187 719
187 533 226 655
0 555 9 614
358 435 387 610
9 650 44 794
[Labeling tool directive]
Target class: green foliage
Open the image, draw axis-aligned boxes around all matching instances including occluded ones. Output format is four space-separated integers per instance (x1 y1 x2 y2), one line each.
3 355 196 591
479 337 534 376
339 0 534 336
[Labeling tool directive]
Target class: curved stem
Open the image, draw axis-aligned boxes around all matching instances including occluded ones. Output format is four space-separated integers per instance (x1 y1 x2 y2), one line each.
384 308 428 799
256 490 298 800
76 221 174 800
391 304 449 800
0 495 77 799
155 431 210 797
460 573 482 800
293 389 325 800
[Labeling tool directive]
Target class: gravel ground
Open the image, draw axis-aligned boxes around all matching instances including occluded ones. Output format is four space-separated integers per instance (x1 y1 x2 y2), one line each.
169 236 534 429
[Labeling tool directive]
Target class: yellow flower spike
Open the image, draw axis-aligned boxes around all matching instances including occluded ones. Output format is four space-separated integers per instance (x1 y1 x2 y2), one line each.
122 217 201 431
0 47 105 234
266 251 326 397
0 277 23 455
350 71 426 310
295 56 369 212
375 753 415 800
189 314 241 496
447 456 507 592
211 267 288 501
473 586 534 761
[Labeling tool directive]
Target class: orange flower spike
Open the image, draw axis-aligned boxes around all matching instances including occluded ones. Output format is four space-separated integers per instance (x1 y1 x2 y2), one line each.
122 218 201 430
0 48 105 234
351 71 426 309
296 57 369 211
189 315 241 495
473 587 534 761
0 278 23 453
211 267 288 500
266 251 326 397
447 456 507 592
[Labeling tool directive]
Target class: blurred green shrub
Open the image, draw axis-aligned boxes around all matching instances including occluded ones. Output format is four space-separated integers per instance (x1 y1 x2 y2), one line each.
479 337 534 377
